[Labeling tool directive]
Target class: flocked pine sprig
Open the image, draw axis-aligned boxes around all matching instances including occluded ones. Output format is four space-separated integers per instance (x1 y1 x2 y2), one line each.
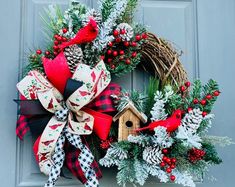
112 89 147 113
150 85 174 121
146 164 169 183
152 126 174 148
202 135 234 147
171 170 195 187
94 0 128 51
63 1 88 34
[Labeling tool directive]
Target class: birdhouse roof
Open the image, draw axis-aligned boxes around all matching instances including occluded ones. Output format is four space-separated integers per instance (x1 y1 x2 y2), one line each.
113 102 147 123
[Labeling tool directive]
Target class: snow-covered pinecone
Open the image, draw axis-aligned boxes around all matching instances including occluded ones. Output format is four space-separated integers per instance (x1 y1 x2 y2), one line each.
64 45 83 73
143 146 163 165
82 9 102 26
116 23 134 41
181 108 203 133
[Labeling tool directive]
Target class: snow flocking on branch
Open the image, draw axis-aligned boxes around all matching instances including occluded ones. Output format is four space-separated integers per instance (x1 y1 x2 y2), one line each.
94 0 128 51
150 85 174 121
152 126 174 148
172 170 196 187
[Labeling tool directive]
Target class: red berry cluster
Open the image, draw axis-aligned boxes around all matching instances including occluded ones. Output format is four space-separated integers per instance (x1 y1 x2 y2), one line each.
100 137 114 150
180 82 220 117
160 149 176 181
33 28 69 59
188 148 206 163
103 30 148 69
53 29 68 56
192 90 220 117
180 81 191 92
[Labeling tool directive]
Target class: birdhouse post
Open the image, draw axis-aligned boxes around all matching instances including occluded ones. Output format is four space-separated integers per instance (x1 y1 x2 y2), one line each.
113 102 147 141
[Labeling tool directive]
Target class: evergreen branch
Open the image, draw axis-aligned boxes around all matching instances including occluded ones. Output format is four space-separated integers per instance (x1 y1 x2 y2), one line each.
144 77 160 116
202 142 222 165
120 0 139 24
202 136 234 147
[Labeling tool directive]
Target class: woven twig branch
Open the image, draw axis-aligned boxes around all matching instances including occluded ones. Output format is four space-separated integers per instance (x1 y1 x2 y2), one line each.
140 32 188 87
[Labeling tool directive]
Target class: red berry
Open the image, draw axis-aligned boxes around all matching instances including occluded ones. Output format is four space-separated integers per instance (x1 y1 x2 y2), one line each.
113 30 119 36
166 158 171 164
115 38 121 43
111 64 115 69
163 156 168 161
131 42 137 47
200 99 206 105
166 168 172 173
53 45 59 51
185 81 191 87
206 94 212 100
100 55 105 60
53 51 58 56
107 50 112 55
54 40 59 45
119 50 124 55
193 98 199 104
180 86 186 92
108 42 113 47
160 162 166 167
57 36 62 41
170 164 176 169
36 49 42 55
213 90 220 96
162 149 168 154
187 108 193 112
113 51 118 56
125 59 131 65
54 34 59 39
170 175 176 181
62 28 68 33
171 158 177 163
107 58 112 63
142 33 148 39
132 52 137 58
135 35 141 41
45 51 50 56
124 41 129 47
202 111 207 117
120 29 126 35
62 37 67 42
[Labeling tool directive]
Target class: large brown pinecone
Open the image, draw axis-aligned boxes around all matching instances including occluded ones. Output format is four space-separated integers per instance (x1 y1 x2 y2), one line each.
64 45 83 73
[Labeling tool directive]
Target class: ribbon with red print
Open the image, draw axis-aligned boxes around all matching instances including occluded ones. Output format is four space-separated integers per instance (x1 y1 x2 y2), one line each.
17 60 111 187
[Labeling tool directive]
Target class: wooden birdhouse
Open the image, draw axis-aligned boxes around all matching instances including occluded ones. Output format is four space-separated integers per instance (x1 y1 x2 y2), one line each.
113 102 147 141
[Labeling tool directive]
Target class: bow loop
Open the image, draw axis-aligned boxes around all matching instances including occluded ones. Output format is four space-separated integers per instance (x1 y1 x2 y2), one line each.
16 60 111 177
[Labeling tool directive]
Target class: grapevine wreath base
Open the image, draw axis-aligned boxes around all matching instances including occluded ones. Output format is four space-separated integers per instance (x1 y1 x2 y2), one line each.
15 1 233 187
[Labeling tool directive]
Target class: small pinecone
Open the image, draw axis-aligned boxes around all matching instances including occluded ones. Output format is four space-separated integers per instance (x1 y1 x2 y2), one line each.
64 45 83 73
181 108 203 133
82 9 102 26
116 23 134 41
188 148 205 163
143 146 163 165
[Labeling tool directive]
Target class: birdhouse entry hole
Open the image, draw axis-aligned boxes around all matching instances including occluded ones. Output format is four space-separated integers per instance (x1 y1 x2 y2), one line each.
125 121 133 128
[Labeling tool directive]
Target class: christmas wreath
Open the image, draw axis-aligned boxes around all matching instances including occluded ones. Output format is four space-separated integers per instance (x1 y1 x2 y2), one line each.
15 1 233 187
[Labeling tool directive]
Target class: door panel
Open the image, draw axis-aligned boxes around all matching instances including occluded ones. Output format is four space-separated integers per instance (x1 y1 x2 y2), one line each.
0 0 235 187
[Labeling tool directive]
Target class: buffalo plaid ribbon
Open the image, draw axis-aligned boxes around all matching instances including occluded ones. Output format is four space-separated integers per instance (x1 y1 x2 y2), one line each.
87 83 121 113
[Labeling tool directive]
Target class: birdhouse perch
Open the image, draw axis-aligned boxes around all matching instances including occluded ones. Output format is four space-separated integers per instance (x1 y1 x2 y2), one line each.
113 102 147 141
